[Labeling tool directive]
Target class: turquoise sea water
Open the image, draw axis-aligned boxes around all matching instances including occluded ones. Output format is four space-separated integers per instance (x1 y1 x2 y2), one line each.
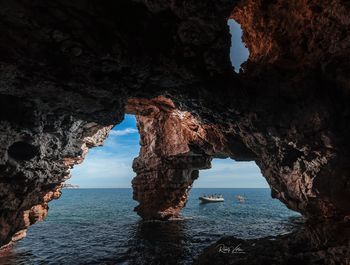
1 188 301 265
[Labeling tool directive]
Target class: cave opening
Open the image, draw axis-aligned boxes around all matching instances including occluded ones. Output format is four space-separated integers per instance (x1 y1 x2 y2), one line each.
70 114 139 188
195 159 268 189
66 108 300 238
7 110 301 264
228 19 249 73
184 158 301 239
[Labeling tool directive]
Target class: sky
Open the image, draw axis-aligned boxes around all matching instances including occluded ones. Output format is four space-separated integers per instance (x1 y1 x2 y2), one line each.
228 19 249 71
70 20 267 188
71 115 140 188
71 115 268 188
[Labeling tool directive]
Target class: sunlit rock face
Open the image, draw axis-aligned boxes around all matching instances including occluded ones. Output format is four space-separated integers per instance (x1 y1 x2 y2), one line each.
126 96 259 219
227 0 350 221
126 96 233 219
0 1 350 261
232 0 350 70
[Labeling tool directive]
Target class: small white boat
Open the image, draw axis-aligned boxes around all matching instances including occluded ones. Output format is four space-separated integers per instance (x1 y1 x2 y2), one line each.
235 195 245 203
199 195 224 203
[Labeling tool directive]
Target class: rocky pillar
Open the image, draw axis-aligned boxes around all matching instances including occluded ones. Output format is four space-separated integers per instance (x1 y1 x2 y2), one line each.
126 97 220 219
132 152 211 220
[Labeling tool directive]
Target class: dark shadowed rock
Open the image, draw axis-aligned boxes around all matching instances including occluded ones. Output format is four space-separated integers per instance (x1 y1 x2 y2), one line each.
195 220 350 265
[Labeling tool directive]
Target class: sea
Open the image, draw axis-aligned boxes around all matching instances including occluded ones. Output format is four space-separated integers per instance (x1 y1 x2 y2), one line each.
0 188 301 265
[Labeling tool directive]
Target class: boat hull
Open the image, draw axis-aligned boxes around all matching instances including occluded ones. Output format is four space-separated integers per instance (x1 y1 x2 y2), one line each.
199 197 224 203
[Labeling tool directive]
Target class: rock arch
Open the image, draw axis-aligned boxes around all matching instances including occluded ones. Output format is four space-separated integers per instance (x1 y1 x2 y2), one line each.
126 96 252 219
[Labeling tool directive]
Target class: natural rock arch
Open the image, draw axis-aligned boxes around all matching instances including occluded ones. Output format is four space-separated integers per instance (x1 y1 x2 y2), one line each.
126 96 256 219
0 1 349 262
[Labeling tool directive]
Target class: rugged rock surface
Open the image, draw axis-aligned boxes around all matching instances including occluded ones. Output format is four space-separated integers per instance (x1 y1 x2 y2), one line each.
127 96 258 219
0 0 235 248
0 119 112 249
0 0 349 263
127 96 233 219
195 220 350 265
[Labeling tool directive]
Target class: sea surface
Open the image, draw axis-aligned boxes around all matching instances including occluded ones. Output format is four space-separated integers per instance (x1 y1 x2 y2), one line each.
0 188 301 265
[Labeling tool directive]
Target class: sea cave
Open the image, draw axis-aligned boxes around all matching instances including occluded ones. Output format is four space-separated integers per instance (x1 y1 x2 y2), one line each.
1 0 350 264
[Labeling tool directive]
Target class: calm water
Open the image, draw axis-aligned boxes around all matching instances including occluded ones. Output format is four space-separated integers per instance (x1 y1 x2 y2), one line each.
1 188 301 265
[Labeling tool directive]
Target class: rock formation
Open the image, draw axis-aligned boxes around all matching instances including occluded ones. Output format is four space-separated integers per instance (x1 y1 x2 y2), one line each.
0 0 350 263
194 220 350 265
127 96 231 219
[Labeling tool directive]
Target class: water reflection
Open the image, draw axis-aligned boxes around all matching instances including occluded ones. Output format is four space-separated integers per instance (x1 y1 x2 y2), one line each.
128 220 189 264
86 220 190 265
0 247 36 265
0 248 15 265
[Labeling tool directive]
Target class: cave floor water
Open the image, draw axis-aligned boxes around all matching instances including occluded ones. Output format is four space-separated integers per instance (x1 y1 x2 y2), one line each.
1 188 300 265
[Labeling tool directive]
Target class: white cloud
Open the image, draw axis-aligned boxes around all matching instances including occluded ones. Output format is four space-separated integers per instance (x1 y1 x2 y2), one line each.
70 148 267 188
70 139 139 188
70 155 136 188
194 159 269 188
109 128 138 136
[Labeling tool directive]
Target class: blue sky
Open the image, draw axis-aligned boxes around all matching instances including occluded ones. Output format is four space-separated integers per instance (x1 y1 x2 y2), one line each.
228 19 249 71
71 115 268 188
70 20 267 188
71 115 140 188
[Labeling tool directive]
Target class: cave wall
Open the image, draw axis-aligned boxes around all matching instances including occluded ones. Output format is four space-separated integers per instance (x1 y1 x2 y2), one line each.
0 0 350 250
0 0 236 247
228 0 350 219
232 0 350 70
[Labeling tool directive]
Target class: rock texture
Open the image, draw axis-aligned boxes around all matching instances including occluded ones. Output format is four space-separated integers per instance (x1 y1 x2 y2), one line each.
0 0 235 248
0 0 349 263
232 0 350 70
0 119 112 249
127 96 237 219
228 0 350 220
195 220 350 265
